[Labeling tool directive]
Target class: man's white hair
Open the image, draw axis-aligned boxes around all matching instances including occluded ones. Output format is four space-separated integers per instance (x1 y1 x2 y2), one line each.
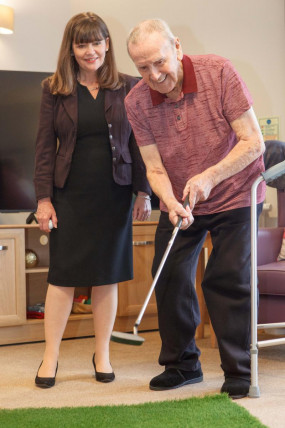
127 19 176 51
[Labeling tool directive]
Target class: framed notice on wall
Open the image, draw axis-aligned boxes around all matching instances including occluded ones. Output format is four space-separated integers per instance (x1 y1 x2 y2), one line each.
259 117 279 141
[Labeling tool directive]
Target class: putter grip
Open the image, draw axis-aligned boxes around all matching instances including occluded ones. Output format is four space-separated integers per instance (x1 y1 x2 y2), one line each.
262 160 285 184
175 194 190 229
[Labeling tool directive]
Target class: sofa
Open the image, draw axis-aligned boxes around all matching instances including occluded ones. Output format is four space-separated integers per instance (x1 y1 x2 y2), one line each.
257 224 285 324
257 141 285 324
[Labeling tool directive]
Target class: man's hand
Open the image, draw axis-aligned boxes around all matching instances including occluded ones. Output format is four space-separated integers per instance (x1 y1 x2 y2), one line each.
182 170 215 211
167 198 194 230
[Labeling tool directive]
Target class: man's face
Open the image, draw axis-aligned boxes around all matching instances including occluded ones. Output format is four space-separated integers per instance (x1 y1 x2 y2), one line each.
129 32 183 96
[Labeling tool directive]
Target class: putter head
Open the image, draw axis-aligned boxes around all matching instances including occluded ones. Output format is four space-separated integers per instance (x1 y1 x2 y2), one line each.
110 331 145 346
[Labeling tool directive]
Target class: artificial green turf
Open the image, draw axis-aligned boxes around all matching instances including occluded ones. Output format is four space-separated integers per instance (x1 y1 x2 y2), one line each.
0 394 267 428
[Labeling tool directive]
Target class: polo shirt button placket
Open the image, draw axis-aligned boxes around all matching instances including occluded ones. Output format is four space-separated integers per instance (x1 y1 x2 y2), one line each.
174 107 185 131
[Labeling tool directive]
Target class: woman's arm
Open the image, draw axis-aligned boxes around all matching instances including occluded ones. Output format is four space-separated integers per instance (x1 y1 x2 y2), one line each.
128 130 152 196
34 81 58 232
34 81 58 201
129 132 152 221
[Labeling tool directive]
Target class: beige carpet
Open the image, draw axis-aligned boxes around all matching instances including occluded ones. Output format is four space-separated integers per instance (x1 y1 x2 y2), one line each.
1 329 285 428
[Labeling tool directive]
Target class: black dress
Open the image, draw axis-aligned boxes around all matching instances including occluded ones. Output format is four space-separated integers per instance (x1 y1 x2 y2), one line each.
48 84 133 287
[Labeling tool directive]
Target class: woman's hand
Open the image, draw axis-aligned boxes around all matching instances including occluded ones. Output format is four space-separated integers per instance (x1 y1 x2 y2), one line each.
132 193 152 221
36 198 58 233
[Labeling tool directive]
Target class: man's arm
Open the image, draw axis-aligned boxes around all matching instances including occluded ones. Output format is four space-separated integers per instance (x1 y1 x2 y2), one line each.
183 107 265 210
139 143 193 229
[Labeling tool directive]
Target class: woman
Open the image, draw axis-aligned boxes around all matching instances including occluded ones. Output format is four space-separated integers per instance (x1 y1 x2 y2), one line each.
34 12 151 388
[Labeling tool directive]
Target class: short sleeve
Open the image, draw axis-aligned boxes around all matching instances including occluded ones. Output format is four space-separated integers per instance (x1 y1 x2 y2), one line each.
221 60 253 123
125 88 157 147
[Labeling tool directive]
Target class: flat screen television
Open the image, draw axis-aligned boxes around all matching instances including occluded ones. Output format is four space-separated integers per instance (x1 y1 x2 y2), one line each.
0 70 160 213
0 70 52 212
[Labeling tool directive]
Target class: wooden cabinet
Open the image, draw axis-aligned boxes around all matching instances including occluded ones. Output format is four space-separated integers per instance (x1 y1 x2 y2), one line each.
0 222 158 345
0 229 26 327
115 222 158 332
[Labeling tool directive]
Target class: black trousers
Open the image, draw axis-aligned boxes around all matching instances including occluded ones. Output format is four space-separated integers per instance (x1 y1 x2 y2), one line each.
152 204 263 380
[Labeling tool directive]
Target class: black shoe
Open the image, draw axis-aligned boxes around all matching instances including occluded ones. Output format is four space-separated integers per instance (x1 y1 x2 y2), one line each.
221 377 250 399
149 367 203 391
92 353 115 383
35 361 58 388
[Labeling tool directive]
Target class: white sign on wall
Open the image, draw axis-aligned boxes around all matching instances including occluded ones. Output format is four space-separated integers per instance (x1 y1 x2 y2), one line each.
259 117 279 141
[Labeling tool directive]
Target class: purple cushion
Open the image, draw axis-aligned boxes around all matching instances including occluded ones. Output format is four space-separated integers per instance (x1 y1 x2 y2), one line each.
258 261 285 295
258 296 285 323
257 228 284 265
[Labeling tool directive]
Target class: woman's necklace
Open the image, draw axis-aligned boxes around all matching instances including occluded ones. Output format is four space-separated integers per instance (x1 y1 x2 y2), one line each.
88 85 99 91
78 78 99 91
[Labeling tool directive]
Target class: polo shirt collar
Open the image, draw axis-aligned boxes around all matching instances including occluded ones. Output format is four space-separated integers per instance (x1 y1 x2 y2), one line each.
149 55 197 106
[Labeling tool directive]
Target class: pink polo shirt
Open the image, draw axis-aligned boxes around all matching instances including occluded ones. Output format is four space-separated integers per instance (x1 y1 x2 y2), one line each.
125 54 265 214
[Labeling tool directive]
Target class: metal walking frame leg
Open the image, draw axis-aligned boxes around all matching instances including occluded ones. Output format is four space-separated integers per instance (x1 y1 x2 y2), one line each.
249 160 285 398
249 176 263 398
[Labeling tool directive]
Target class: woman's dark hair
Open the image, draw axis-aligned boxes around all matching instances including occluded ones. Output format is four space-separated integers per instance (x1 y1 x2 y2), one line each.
46 12 123 95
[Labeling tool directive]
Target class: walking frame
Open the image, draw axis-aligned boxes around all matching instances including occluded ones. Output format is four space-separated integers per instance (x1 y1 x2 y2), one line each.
249 159 285 398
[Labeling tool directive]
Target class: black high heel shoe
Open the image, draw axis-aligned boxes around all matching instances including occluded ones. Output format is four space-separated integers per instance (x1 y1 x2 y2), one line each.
35 361 58 388
92 353 115 383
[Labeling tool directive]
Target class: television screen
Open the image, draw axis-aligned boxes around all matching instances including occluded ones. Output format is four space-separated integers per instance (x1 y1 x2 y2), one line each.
0 70 52 212
0 70 160 213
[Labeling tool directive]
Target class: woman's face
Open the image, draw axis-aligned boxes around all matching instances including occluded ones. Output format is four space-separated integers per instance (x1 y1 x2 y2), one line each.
72 37 109 74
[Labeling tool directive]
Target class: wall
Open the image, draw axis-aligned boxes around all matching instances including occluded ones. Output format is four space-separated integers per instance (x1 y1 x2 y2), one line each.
0 0 284 224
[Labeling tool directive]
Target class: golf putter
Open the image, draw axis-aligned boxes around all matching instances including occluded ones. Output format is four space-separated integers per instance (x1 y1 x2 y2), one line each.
111 195 190 346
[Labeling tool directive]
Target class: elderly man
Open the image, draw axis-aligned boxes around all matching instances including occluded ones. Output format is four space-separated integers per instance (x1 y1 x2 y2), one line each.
125 19 265 399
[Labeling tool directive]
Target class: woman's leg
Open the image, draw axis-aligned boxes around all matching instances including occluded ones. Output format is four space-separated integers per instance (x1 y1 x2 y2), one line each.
91 283 118 373
37 284 75 377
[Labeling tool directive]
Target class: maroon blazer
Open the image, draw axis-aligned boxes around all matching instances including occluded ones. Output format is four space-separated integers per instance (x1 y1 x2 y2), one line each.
34 74 151 200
